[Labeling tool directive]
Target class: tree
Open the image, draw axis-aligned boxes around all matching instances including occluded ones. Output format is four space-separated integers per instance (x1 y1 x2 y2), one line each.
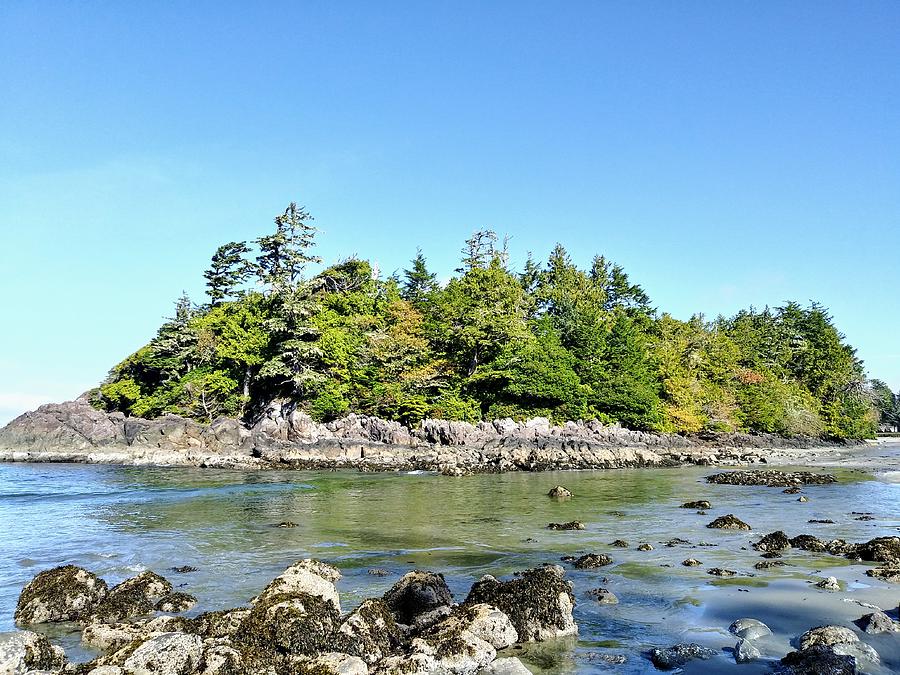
204 241 252 306
255 202 322 290
457 229 507 272
401 249 438 307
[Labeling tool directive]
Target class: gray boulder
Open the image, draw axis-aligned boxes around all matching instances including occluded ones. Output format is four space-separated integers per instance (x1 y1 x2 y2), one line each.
382 571 453 625
122 632 203 675
729 618 771 640
0 630 66 674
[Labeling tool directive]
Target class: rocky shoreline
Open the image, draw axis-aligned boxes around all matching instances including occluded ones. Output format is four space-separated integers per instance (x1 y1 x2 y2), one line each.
0 399 859 474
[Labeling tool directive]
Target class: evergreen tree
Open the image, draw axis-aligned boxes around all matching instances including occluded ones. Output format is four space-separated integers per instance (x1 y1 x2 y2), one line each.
204 241 252 306
256 202 322 290
457 230 505 272
401 249 438 306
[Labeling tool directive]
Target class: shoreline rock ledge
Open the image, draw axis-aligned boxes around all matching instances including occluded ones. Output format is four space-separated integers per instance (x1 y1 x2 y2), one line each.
0 398 854 474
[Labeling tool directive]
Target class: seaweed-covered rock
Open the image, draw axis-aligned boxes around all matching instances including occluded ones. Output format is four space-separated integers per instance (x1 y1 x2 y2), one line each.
857 610 898 634
547 486 572 498
682 558 702 567
237 591 341 656
680 500 711 510
90 571 173 623
729 618 771 640
122 632 203 675
864 567 900 582
790 534 827 552
422 604 518 651
850 536 900 566
753 531 790 552
706 470 836 487
636 543 653 551
254 559 342 612
14 565 108 624
798 625 858 650
192 608 250 638
777 645 857 675
155 592 197 613
0 630 66 673
755 560 787 570
610 540 628 548
707 568 736 577
648 643 716 670
82 621 146 651
547 521 585 531
465 566 577 641
706 514 751 530
331 598 404 664
572 554 612 569
289 652 368 675
382 571 453 625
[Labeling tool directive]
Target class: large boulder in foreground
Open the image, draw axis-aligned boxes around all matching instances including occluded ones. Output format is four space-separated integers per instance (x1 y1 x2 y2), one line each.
238 591 342 656
0 630 66 673
777 645 858 675
382 571 454 625
122 631 204 675
255 559 342 612
90 571 173 623
331 598 405 664
14 565 108 624
465 565 576 641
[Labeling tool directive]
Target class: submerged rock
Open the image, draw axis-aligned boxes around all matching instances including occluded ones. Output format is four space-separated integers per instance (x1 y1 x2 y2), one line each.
648 643 716 670
755 560 787 570
547 486 572 498
610 539 628 548
587 588 618 605
706 470 837 487
547 521 585 531
682 558 702 567
15 565 108 625
790 534 827 552
480 657 533 674
729 618 771 640
0 630 66 673
753 531 790 552
90 571 173 623
706 514 751 531
572 554 612 569
465 565 577 641
680 500 711 510
734 638 761 663
636 543 653 551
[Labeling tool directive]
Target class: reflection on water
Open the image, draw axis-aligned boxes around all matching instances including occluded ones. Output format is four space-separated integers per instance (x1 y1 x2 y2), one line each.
1 454 899 673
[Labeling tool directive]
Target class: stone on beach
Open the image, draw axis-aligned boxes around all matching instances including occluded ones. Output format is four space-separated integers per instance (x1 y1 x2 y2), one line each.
729 618 771 640
382 571 453 625
706 514 751 530
14 565 108 625
648 643 716 670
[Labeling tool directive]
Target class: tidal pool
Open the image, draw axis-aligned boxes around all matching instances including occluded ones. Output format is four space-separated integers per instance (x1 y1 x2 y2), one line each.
1 452 899 673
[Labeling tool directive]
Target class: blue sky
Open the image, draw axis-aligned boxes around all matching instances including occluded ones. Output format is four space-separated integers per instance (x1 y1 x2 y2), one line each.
1 2 898 424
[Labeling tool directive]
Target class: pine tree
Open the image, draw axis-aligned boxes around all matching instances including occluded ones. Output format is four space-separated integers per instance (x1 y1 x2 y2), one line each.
457 230 504 272
256 202 322 290
401 249 438 306
204 241 251 306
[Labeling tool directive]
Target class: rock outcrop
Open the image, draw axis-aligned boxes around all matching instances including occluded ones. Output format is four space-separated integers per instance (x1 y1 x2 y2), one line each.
0 398 852 473
9 560 560 675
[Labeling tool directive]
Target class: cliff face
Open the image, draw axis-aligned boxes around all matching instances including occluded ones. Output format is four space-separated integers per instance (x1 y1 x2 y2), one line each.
0 399 848 473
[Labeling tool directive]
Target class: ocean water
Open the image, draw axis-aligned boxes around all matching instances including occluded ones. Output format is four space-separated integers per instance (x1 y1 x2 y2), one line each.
1 452 899 673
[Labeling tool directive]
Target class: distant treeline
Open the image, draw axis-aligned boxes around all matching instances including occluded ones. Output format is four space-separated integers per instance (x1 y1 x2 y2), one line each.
96 202 892 439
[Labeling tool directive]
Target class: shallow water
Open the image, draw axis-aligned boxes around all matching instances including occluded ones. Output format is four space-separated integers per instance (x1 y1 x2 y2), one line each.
1 448 899 673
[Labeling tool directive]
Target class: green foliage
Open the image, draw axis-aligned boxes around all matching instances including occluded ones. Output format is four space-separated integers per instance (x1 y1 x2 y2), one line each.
96 202 881 439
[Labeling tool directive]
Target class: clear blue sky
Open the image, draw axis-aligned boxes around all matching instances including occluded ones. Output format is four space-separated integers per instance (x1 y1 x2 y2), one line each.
1 2 898 424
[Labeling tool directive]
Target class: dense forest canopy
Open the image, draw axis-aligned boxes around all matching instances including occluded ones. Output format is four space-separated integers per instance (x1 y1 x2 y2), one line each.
96 202 893 439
